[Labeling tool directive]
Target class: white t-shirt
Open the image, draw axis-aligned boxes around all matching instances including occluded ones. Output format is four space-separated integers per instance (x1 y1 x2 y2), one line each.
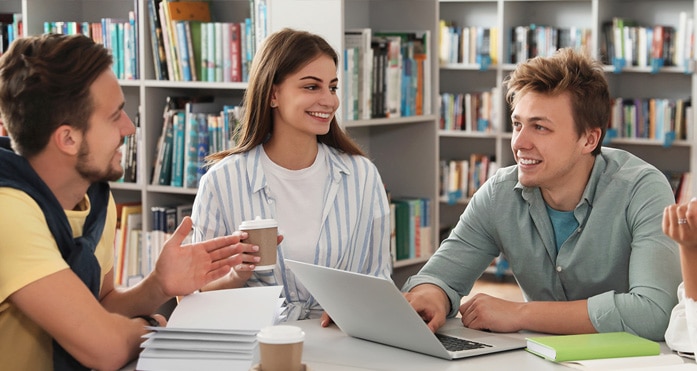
665 282 697 356
261 145 328 263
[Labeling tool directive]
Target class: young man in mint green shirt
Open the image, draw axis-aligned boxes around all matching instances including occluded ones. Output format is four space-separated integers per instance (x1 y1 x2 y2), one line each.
403 48 680 341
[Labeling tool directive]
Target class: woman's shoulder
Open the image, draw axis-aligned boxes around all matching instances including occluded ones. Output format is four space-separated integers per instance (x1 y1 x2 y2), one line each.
324 145 377 172
207 148 258 173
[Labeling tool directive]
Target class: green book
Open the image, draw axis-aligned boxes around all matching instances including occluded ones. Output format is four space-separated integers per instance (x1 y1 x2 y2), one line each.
525 332 660 362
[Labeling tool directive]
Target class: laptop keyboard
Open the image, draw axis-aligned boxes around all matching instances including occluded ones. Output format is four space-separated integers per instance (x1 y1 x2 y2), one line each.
435 334 493 352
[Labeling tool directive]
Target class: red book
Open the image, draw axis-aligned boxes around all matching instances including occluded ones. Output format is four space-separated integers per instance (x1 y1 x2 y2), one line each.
230 23 242 82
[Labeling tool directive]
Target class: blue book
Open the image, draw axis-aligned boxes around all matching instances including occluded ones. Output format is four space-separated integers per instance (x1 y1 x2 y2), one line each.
157 113 175 186
196 114 210 185
170 111 186 187
206 22 216 82
175 21 192 81
184 113 200 188
184 102 220 188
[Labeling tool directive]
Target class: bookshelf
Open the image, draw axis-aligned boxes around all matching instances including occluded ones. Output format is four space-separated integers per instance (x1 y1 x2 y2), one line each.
438 0 697 237
18 0 693 283
8 0 440 281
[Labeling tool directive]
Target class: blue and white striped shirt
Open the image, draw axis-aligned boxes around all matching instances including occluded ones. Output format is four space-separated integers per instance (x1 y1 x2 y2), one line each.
192 143 392 320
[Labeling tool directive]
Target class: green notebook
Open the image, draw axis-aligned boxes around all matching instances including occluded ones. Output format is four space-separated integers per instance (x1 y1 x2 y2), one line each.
525 332 660 362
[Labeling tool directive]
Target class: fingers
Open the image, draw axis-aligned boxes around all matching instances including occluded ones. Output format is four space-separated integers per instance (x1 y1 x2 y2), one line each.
152 313 168 327
663 205 673 235
427 315 445 333
320 312 334 327
664 203 687 240
168 216 193 247
206 263 235 283
197 231 248 253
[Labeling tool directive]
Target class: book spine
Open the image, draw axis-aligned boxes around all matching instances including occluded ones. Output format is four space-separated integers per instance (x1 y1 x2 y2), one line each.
206 22 216 82
215 22 224 82
171 111 186 187
195 114 209 186
184 21 197 81
230 23 241 82
175 21 192 81
222 22 231 82
157 114 173 186
147 0 165 80
184 111 199 188
158 2 175 80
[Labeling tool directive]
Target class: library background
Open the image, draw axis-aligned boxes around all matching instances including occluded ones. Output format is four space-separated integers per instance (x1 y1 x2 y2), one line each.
1 0 695 288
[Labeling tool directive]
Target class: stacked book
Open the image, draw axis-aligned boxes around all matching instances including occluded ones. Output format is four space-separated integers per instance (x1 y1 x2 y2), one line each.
137 286 284 371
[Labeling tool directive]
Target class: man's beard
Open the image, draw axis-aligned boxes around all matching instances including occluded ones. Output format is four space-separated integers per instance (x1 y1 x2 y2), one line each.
76 139 123 182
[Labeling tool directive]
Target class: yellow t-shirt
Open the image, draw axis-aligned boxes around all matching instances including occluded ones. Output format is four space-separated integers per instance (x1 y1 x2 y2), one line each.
0 187 115 371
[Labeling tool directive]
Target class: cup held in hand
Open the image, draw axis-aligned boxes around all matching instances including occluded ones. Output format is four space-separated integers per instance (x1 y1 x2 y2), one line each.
257 325 305 371
239 217 278 270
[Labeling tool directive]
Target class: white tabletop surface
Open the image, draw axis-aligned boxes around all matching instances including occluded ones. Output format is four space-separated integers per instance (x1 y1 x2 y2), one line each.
123 318 689 371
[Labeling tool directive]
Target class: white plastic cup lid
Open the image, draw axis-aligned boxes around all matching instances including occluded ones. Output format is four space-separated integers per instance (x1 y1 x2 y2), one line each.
239 216 278 230
257 325 305 344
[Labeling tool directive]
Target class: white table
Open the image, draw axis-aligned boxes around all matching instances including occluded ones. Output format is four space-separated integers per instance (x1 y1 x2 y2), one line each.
289 319 682 371
123 319 687 370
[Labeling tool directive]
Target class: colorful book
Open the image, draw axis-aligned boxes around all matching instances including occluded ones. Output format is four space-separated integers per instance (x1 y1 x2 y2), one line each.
116 204 142 286
170 110 186 187
164 0 212 81
146 0 168 80
230 23 242 82
345 28 373 120
184 101 220 188
156 112 175 185
174 21 192 81
525 332 660 362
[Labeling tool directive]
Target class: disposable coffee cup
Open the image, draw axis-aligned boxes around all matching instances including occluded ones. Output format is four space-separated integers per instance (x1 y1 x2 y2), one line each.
239 217 278 270
257 325 305 371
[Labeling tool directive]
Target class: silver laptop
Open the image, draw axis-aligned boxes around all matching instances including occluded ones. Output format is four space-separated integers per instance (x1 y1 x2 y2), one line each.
285 259 526 360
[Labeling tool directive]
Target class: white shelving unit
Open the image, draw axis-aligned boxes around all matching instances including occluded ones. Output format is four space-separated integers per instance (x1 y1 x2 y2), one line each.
438 0 697 234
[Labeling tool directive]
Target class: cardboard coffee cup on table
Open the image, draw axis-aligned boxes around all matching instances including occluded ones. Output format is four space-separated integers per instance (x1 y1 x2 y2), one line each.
256 325 305 371
239 217 278 270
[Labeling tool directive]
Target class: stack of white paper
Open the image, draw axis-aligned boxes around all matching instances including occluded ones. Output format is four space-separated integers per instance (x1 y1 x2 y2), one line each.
563 354 697 370
137 286 284 371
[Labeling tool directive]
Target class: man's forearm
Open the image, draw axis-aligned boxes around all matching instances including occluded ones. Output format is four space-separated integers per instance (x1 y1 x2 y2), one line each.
518 300 596 335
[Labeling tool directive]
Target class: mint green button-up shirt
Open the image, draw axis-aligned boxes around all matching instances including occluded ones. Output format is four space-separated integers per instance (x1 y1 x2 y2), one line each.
403 147 681 340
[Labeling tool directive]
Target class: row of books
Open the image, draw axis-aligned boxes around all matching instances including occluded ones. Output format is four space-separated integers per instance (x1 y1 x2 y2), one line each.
438 22 498 65
150 96 243 189
390 197 433 261
439 89 499 132
511 25 593 65
439 21 593 67
601 13 694 69
147 0 267 82
43 12 139 80
607 97 692 143
439 155 499 205
114 202 193 287
0 13 22 55
342 29 432 121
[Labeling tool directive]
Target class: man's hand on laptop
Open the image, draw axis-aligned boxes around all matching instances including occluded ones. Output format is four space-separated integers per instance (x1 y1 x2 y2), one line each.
320 311 334 327
403 284 450 332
